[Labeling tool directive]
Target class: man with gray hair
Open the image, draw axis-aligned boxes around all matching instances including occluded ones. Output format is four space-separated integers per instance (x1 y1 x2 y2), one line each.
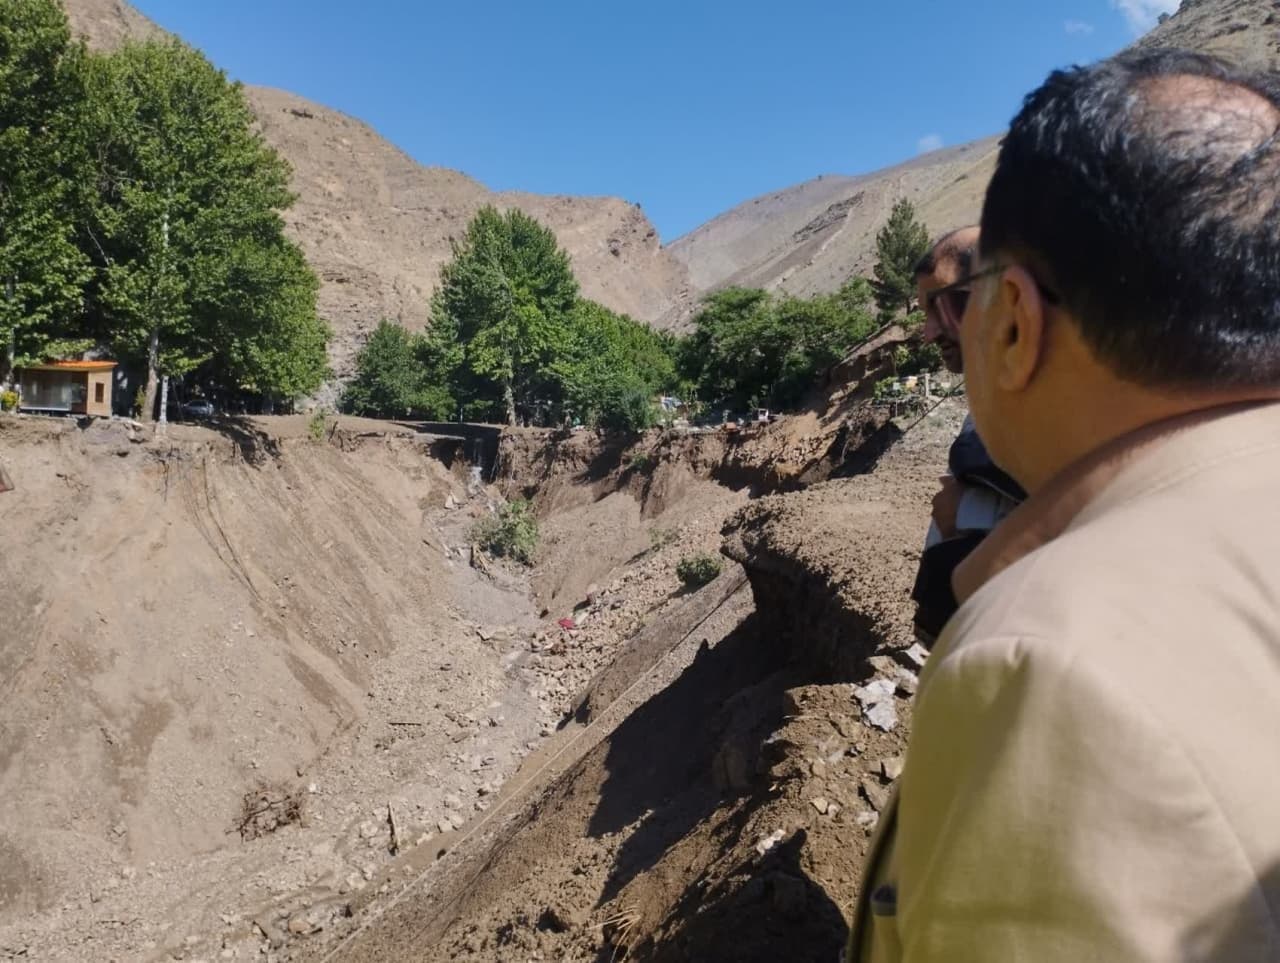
849 49 1280 962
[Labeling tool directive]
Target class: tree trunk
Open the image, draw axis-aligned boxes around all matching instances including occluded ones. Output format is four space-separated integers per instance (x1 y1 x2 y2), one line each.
503 379 516 427
3 329 13 391
141 327 160 423
158 374 169 427
4 277 16 390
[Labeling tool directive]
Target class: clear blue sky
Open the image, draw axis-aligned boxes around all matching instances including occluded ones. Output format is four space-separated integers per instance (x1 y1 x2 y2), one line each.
128 0 1176 242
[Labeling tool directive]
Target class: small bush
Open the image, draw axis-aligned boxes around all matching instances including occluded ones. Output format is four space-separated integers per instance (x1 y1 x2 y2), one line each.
872 377 899 403
473 499 539 565
895 341 943 376
0 390 18 412
676 553 722 588
628 451 655 472
307 409 329 441
599 386 659 433
648 526 676 550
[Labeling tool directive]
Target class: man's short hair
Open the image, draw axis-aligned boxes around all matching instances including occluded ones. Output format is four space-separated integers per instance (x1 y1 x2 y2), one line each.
915 228 976 279
981 49 1280 389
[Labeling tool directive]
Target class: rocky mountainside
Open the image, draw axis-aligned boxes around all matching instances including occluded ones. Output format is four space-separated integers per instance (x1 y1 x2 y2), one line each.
668 0 1280 302
1135 0 1279 63
668 138 1000 300
61 0 694 387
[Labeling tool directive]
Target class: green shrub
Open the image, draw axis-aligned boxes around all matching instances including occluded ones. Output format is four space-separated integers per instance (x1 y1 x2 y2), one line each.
627 451 655 472
598 384 659 433
0 390 18 412
676 553 722 588
895 341 943 376
872 377 899 403
473 499 539 565
308 409 329 441
648 526 676 550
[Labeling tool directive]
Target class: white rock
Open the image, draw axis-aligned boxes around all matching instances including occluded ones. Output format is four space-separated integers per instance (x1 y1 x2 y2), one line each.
865 700 898 732
903 643 929 669
881 756 905 781
853 679 896 708
755 829 786 856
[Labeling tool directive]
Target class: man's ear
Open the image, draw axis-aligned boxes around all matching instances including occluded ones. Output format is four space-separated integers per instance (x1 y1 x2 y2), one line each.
993 265 1049 393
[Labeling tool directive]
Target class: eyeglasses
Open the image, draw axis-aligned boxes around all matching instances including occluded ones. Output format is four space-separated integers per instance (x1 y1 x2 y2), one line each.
924 264 1061 335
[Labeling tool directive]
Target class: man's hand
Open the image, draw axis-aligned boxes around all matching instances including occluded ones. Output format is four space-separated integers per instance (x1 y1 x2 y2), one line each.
932 475 962 539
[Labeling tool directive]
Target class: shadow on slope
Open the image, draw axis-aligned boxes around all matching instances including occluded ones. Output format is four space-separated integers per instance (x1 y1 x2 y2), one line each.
586 611 797 909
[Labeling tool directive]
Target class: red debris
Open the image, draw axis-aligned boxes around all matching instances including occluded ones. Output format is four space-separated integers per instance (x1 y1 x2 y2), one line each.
557 617 576 631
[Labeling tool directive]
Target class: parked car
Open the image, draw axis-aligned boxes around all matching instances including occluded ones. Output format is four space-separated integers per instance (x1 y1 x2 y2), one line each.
180 399 217 420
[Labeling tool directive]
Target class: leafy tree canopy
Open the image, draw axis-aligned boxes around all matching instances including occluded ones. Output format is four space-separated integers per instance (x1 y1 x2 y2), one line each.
430 206 578 425
343 319 433 419
679 279 878 412
79 37 327 414
0 2 330 411
871 197 930 319
0 0 93 374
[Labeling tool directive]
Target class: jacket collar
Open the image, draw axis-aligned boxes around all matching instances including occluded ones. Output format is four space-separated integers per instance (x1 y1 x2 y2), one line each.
952 401 1280 604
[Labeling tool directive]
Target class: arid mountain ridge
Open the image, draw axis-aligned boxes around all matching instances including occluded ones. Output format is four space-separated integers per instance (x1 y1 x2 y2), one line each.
669 0 1280 304
61 0 1279 390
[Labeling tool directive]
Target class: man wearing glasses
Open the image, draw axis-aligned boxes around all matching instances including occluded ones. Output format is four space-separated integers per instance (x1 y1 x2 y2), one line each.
848 48 1280 961
910 229 1024 644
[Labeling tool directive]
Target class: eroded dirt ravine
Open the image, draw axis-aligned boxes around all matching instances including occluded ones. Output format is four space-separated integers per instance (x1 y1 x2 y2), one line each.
1 392 960 963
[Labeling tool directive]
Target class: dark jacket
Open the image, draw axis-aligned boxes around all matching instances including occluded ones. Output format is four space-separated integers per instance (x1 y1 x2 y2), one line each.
911 423 1024 643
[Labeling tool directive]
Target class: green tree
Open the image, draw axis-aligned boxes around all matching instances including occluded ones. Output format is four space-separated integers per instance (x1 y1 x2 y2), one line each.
771 282 878 405
554 299 677 431
679 281 877 411
871 197 930 319
343 319 430 418
678 288 774 408
0 0 94 380
430 206 578 425
80 38 323 419
213 241 329 401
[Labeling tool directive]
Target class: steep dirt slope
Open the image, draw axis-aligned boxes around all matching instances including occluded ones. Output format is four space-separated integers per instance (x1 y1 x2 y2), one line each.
668 0 1280 302
245 86 693 384
668 139 999 300
0 414 583 961
302 403 965 963
61 0 694 391
57 0 160 47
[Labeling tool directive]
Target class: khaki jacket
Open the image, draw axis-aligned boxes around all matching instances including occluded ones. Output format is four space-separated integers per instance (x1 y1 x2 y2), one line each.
848 402 1280 962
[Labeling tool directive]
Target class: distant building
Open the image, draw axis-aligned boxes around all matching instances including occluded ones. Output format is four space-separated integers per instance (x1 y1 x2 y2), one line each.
17 360 117 417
